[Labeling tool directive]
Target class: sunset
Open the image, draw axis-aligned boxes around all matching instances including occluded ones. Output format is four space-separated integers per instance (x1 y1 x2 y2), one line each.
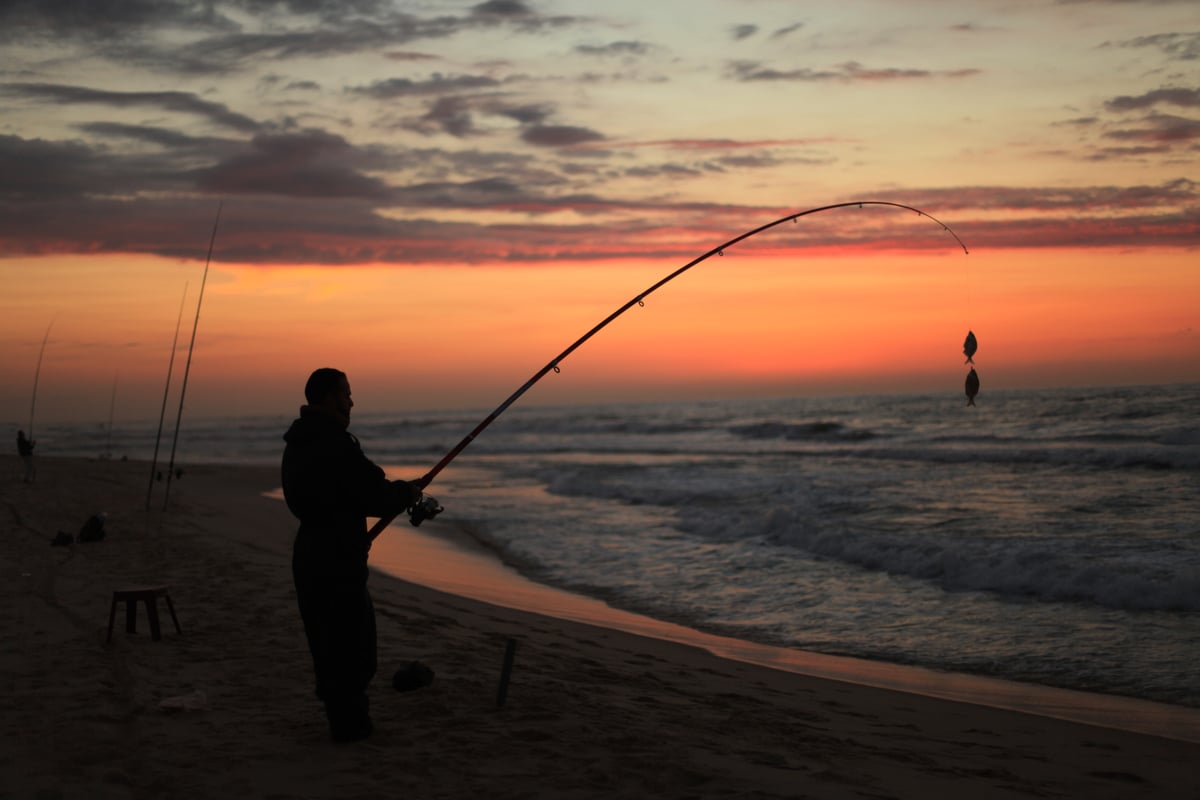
1 0 1196 423
3 4 1199 797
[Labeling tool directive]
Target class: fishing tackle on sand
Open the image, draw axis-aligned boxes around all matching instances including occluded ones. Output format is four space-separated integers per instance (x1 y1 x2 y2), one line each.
372 201 969 538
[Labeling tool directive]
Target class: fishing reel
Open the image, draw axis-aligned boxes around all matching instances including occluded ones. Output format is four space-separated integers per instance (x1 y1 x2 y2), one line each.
408 495 444 527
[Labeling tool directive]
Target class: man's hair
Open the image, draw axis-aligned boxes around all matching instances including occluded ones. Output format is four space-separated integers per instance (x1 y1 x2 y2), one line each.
304 368 346 405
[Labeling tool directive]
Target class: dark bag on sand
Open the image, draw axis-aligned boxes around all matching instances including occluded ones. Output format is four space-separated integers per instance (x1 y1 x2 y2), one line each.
393 660 435 692
78 513 106 543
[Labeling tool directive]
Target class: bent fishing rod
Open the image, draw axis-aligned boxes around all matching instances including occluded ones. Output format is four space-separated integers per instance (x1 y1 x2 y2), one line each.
371 200 968 539
28 318 56 440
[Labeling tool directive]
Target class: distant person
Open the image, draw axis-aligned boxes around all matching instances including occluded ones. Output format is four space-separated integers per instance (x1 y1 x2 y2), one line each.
16 430 35 483
281 368 425 743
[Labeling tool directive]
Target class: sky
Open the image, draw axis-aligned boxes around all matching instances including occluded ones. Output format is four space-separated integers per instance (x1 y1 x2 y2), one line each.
1 0 1197 425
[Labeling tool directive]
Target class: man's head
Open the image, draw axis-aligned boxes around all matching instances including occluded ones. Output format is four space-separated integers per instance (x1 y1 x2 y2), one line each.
304 368 353 426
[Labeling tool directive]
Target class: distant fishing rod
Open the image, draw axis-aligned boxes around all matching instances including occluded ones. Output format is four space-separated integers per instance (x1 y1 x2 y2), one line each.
371 200 969 538
28 318 55 440
105 372 118 459
146 283 189 510
164 202 222 510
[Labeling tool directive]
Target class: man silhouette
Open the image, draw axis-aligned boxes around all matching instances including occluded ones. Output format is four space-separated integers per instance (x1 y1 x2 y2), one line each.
282 368 424 742
16 430 35 483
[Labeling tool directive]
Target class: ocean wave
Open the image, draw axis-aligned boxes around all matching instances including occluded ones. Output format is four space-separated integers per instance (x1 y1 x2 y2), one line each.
729 420 878 442
742 502 1200 613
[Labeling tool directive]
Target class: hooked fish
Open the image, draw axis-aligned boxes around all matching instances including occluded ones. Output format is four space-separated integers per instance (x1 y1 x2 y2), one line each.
963 330 977 364
965 368 980 406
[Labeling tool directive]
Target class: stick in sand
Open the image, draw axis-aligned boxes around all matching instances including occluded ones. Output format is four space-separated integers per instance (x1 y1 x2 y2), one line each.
496 638 517 707
146 283 189 510
163 203 222 510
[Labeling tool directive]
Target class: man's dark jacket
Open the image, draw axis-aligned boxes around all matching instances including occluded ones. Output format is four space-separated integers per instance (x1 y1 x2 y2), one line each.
282 405 416 582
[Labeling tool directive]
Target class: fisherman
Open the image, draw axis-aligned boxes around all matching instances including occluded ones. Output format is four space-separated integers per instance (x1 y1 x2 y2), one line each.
282 368 424 743
16 430 35 483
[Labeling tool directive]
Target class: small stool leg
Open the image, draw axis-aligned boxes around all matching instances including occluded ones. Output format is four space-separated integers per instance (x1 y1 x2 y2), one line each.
125 598 137 634
144 598 162 641
163 594 182 635
106 595 118 643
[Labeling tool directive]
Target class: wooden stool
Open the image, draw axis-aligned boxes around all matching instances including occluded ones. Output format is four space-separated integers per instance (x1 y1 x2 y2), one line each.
107 585 182 643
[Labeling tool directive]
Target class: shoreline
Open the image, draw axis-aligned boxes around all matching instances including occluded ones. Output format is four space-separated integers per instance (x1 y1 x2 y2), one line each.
365 504 1200 744
5 455 1198 799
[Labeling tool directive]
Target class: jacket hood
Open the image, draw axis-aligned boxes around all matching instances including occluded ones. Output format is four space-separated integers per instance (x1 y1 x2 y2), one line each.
283 405 347 445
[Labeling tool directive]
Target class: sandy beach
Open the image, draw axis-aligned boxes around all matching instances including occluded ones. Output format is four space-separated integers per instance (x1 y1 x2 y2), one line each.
3 455 1197 799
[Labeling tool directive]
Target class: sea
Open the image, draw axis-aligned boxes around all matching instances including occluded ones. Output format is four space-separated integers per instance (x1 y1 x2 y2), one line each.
28 382 1200 711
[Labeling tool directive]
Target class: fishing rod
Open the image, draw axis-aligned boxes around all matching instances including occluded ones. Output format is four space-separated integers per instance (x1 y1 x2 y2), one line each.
164 202 222 510
28 318 55 440
370 200 969 539
105 372 118 459
146 283 189 510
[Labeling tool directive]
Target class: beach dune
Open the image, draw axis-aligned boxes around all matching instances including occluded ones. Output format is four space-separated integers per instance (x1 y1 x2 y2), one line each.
2 455 1196 799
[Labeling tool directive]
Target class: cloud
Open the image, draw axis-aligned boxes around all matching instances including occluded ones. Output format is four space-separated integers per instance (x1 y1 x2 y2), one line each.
194 130 393 199
494 104 555 126
574 41 654 57
1105 87 1200 111
472 0 535 17
726 60 980 82
0 134 115 201
3 133 1195 264
468 0 585 32
384 51 442 62
0 1 588 76
0 83 260 133
0 0 234 42
1054 116 1100 127
398 95 560 138
1105 31 1200 61
628 138 842 150
76 121 229 151
731 25 758 41
896 179 1197 212
1103 113 1200 144
770 23 804 40
520 125 606 147
404 96 483 137
349 73 502 99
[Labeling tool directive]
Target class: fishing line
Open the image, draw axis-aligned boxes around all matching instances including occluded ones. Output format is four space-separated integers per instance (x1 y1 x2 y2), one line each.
164 202 222 510
370 200 968 539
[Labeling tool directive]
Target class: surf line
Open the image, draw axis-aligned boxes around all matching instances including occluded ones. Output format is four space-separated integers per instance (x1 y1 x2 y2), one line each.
163 202 222 510
371 200 969 539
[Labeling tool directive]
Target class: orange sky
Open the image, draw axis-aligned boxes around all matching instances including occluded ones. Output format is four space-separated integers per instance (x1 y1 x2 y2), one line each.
3 245 1195 424
1 1 1197 424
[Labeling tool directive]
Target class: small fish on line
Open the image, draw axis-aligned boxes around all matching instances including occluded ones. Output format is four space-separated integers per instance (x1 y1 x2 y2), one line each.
963 330 977 364
965 368 980 407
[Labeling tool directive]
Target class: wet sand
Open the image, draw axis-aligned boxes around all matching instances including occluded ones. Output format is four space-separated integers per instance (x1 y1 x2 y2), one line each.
2 455 1197 799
